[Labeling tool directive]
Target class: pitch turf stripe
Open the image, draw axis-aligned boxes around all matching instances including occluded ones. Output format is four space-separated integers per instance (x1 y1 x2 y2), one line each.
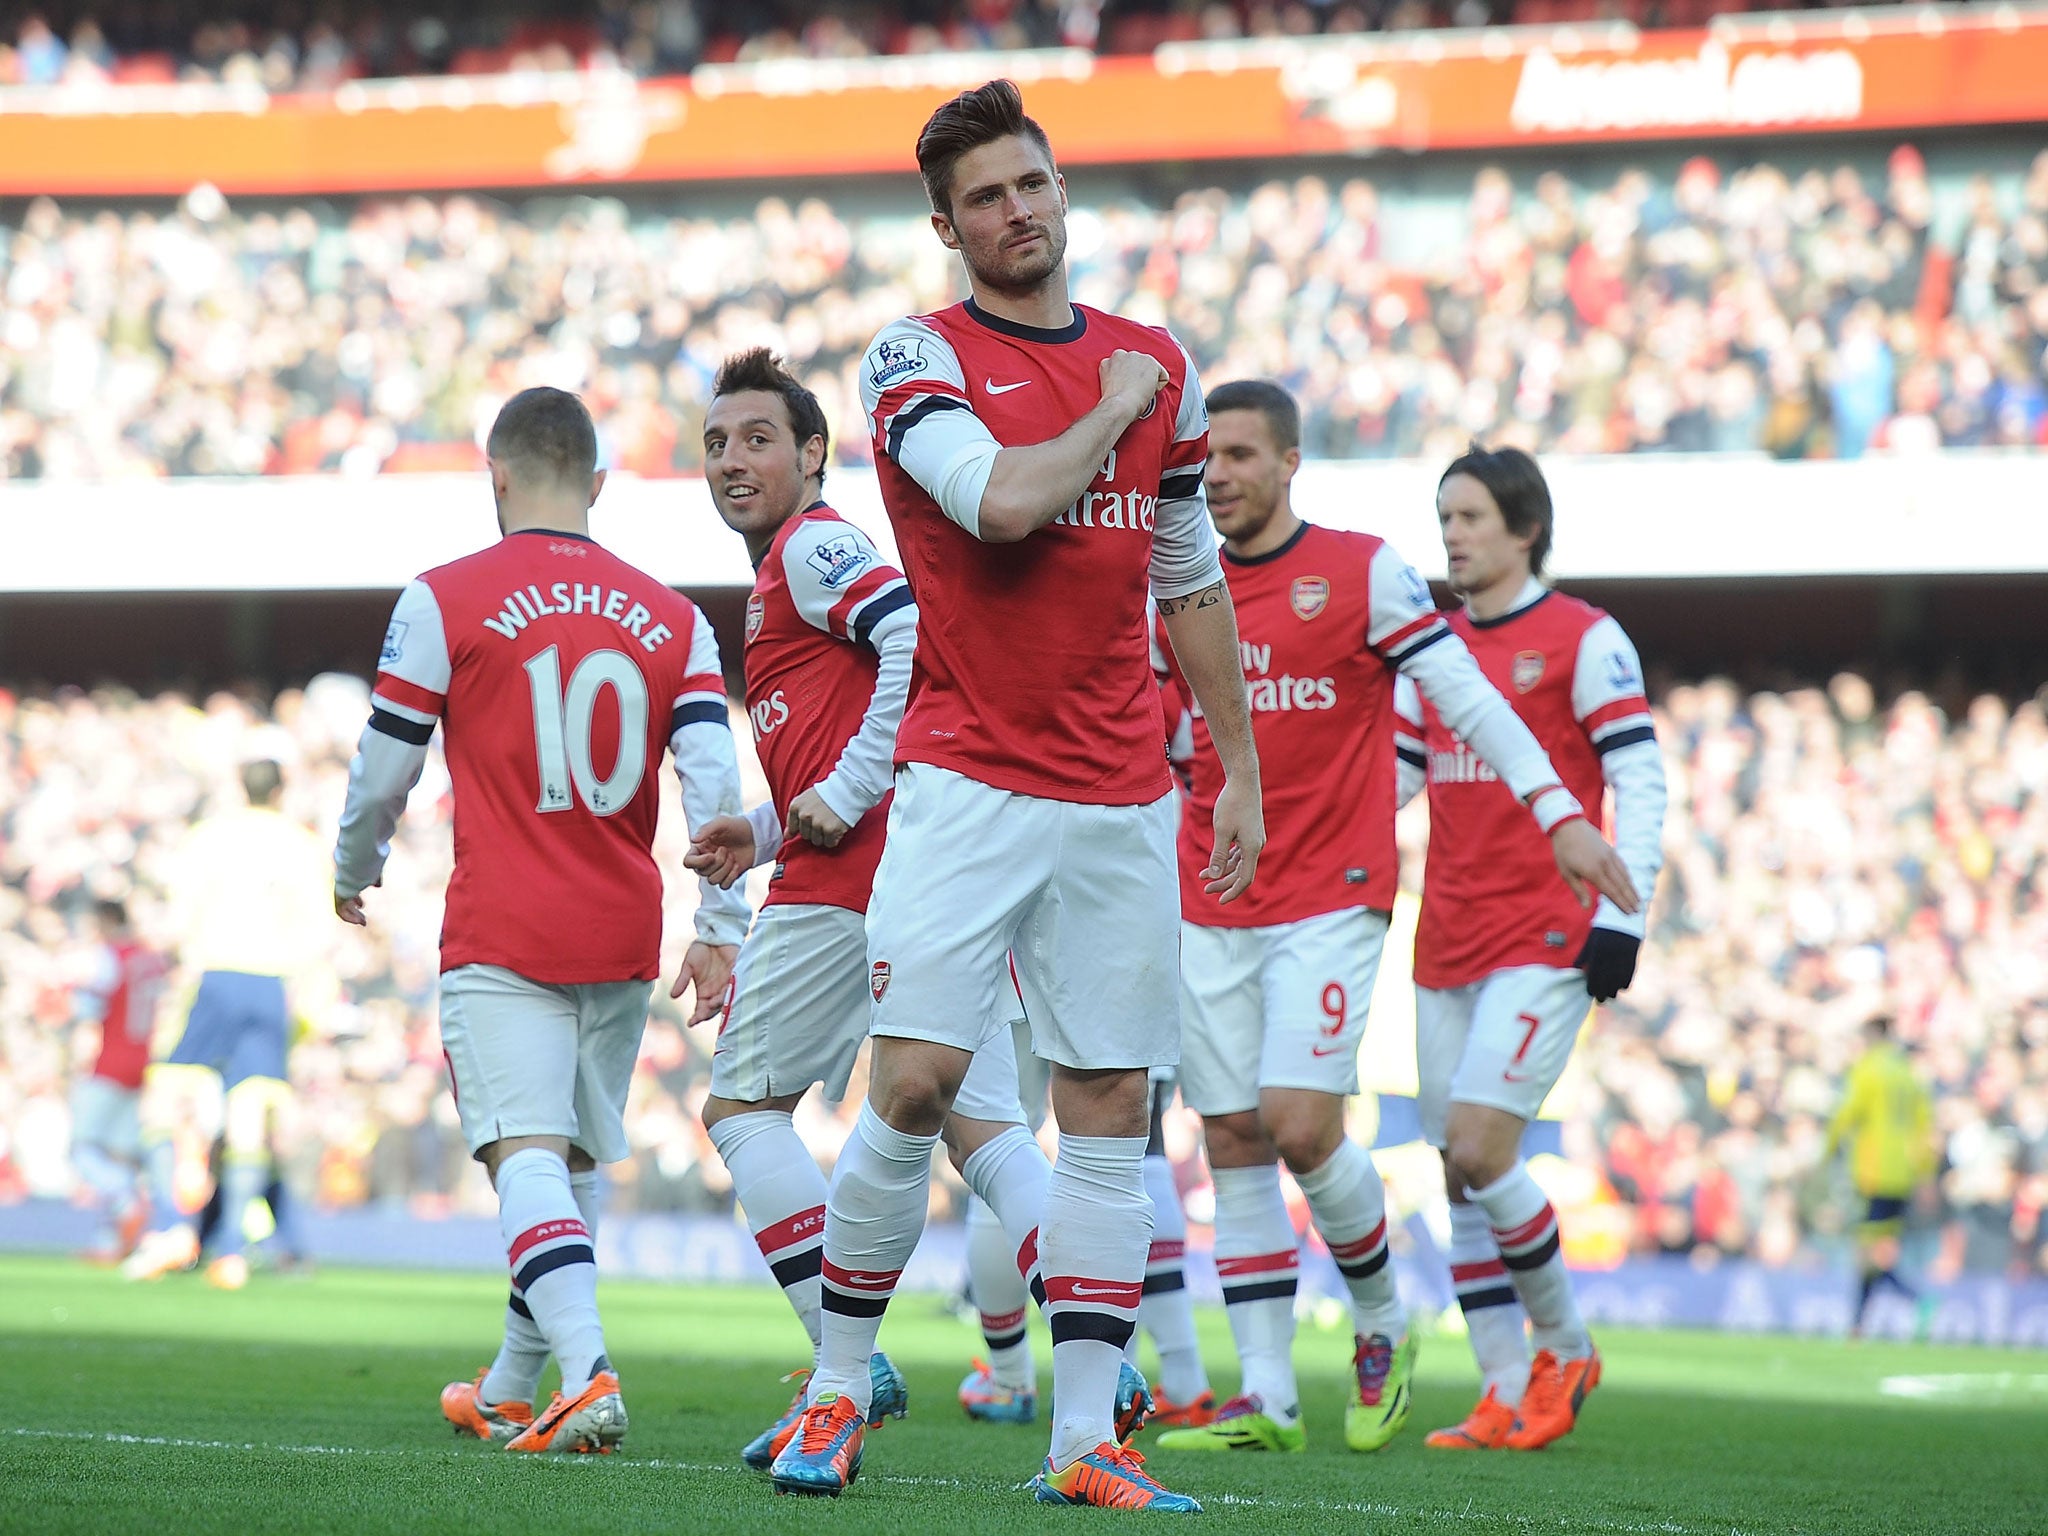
0 1429 1750 1534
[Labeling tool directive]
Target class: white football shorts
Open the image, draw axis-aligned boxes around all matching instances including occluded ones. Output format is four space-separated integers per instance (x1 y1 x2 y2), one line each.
1415 965 1592 1143
867 763 1181 1073
71 1075 141 1157
438 964 653 1164
711 901 1028 1124
1177 906 1389 1117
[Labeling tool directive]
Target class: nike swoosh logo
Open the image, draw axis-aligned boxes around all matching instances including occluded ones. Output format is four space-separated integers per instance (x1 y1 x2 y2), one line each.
1502 1072 1536 1083
1068 1283 1128 1297
1311 1045 1348 1058
985 379 1032 394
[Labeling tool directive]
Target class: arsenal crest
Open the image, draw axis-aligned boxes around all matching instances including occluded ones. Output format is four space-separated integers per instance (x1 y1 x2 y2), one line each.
745 593 765 644
1290 576 1330 621
1512 650 1545 692
870 961 891 1002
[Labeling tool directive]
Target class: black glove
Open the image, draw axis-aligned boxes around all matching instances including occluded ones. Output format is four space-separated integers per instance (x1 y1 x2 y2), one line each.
1576 927 1640 1002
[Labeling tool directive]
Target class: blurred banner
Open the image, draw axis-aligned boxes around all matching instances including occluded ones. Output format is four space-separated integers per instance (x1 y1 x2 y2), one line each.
3 452 2042 593
2 7 2044 196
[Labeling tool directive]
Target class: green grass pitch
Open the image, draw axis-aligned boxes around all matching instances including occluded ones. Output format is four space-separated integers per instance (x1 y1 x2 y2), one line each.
5 1255 2045 1534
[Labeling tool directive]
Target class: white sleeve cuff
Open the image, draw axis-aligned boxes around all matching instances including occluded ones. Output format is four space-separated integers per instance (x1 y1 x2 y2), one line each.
1529 786 1586 835
745 800 783 868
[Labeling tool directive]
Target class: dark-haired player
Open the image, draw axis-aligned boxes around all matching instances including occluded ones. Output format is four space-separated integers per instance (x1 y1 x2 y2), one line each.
334 386 750 1455
1394 445 1666 1452
680 347 1046 1467
772 80 1264 1513
1151 387 1636 1459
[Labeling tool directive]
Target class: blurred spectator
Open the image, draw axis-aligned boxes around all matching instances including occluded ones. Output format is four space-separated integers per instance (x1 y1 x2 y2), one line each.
1 147 2043 482
0 1 1975 89
4 671 2045 1281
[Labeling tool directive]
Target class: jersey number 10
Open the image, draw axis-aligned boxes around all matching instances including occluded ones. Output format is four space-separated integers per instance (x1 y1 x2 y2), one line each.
524 645 648 818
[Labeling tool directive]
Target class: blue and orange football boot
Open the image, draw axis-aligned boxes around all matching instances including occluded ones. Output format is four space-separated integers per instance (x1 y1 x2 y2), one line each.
745 1353 907 1469
770 1391 866 1497
1031 1441 1201 1512
959 1357 1038 1424
1115 1361 1155 1444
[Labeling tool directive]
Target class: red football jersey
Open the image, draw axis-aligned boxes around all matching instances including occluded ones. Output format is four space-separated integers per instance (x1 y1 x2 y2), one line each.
83 938 165 1090
368 530 735 983
744 504 913 914
1401 587 1653 989
1161 523 1452 927
860 299 1216 806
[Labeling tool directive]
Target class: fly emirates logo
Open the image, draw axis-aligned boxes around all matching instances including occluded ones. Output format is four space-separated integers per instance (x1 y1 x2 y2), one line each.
1240 640 1336 714
1430 732 1500 785
1049 448 1157 532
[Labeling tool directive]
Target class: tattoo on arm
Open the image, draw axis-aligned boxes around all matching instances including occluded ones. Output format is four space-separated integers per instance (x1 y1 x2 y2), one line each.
1156 581 1224 616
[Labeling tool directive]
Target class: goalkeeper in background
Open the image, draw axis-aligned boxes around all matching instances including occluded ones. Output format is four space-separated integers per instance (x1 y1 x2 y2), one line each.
1825 1015 1937 1339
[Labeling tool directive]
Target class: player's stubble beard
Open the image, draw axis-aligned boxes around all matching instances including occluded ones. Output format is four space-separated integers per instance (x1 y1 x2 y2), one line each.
966 214 1068 302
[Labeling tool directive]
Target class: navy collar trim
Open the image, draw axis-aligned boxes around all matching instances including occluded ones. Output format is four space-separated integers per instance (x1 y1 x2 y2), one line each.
511 528 595 543
1468 588 1552 629
965 296 1087 344
1224 520 1311 567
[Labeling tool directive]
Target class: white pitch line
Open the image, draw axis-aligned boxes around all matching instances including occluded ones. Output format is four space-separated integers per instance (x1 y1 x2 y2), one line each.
0 1426 1748 1534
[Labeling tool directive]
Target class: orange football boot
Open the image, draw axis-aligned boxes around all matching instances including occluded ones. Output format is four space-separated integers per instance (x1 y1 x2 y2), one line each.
505 1370 627 1455
1503 1349 1601 1450
1423 1385 1517 1449
1148 1389 1219 1431
441 1371 534 1444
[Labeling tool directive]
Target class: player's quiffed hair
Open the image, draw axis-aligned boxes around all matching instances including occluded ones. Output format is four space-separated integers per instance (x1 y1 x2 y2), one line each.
1207 379 1300 452
916 78 1054 218
712 347 830 485
1440 442 1554 577
487 386 599 491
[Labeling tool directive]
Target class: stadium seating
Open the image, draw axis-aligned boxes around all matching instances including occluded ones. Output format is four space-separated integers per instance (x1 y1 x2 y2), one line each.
1 144 2042 483
0 0 1960 90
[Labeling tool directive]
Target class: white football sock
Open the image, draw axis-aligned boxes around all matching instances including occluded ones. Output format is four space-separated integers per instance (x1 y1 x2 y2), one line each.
496 1147 608 1398
1138 1152 1209 1405
966 1196 1034 1390
1042 1134 1150 1470
960 1125 1051 1390
709 1110 828 1353
1470 1161 1590 1360
1448 1197 1530 1406
812 1102 938 1414
1294 1137 1405 1341
1211 1162 1300 1418
483 1166 601 1407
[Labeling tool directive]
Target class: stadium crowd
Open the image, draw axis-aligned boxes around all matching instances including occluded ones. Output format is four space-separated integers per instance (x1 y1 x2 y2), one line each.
0 0 1947 88
1 144 2044 482
2 669 2042 1279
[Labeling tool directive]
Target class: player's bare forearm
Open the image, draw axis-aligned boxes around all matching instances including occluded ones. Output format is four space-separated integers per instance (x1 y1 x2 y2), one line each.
1160 582 1258 783
1162 582 1265 901
978 400 1144 542
976 350 1166 542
